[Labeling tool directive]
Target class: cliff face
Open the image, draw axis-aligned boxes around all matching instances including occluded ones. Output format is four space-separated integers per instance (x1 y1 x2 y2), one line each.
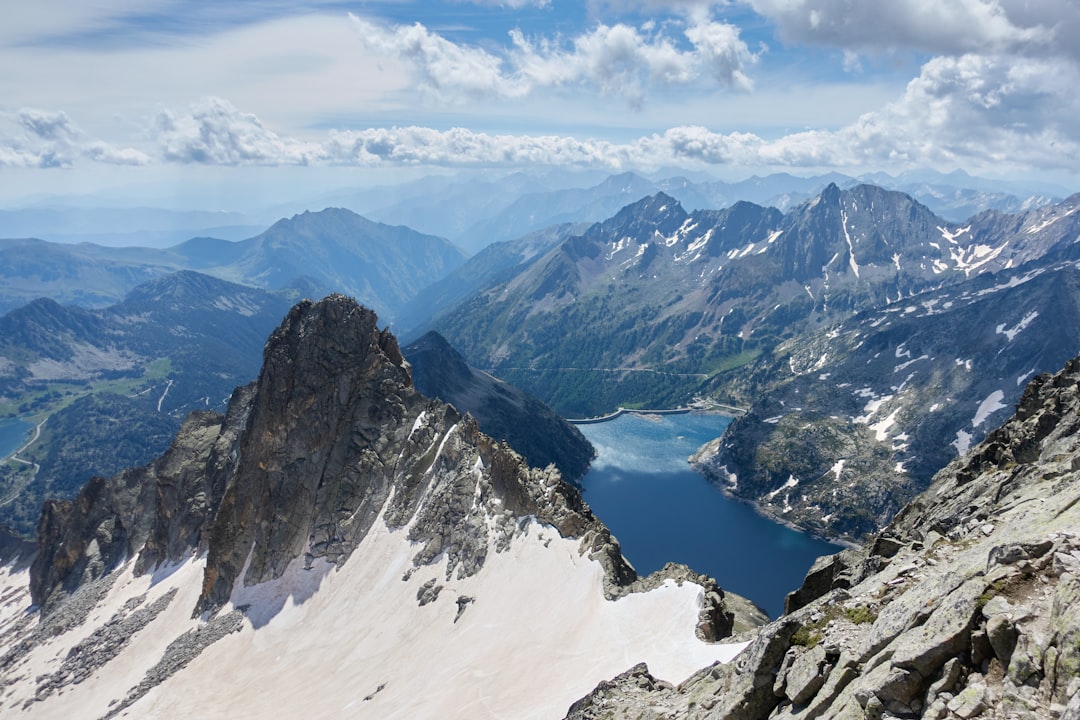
568 357 1080 719
403 330 595 484
27 296 637 616
4 295 741 720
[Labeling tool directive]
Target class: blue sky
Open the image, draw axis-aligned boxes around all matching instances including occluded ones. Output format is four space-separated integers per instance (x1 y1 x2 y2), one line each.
2 0 1078 205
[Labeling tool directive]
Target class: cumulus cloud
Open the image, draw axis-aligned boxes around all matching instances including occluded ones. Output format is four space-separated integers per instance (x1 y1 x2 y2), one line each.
840 53 1080 169
153 97 327 165
0 107 149 168
8 69 1080 176
349 12 756 106
321 48 1080 173
649 51 1080 172
350 17 521 101
325 126 624 166
746 0 1064 58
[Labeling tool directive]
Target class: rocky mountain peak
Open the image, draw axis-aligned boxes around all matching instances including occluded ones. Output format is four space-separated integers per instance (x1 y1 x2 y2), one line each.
818 181 842 205
600 191 688 239
24 295 725 630
5 295 744 718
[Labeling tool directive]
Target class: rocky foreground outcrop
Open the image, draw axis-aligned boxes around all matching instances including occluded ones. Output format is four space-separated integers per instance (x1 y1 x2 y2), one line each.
567 357 1080 719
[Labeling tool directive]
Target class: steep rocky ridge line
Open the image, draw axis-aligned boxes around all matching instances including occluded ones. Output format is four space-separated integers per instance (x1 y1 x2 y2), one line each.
566 354 1080 719
25 295 736 639
403 330 594 484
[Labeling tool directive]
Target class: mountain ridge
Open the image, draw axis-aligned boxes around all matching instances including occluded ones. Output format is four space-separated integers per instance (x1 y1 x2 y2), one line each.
1 295 748 719
0 207 466 320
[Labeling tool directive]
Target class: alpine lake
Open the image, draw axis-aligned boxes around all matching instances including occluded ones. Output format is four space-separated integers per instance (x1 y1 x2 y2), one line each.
576 412 842 619
0 417 33 462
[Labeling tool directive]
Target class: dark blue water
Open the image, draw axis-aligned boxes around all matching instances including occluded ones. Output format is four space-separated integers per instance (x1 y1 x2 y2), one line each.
0 417 33 460
577 413 842 619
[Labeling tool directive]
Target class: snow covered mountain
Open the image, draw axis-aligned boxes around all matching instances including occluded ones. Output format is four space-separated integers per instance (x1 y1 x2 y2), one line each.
695 256 1080 540
430 184 1080 417
426 184 1080 538
0 296 749 719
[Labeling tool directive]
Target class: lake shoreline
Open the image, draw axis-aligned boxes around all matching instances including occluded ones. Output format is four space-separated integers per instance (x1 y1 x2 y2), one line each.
715 484 862 551
0 417 34 462
576 412 841 618
568 404 747 425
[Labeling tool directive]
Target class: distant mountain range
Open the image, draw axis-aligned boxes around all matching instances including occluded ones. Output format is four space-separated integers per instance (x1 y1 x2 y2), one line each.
353 168 1063 253
425 183 1080 539
6 168 1058 259
0 207 466 320
0 205 263 247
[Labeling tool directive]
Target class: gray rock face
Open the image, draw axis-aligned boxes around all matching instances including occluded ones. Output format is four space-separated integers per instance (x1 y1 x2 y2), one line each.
30 410 225 613
565 354 1080 719
28 295 725 632
403 330 595 483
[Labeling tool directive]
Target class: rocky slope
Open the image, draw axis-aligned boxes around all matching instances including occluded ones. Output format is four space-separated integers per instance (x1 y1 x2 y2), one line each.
395 221 588 335
693 254 1080 541
566 355 1080 719
0 295 748 719
403 330 594 483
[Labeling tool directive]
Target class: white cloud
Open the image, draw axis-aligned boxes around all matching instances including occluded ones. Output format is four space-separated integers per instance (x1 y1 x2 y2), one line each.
685 20 755 90
350 17 520 101
325 126 624 166
349 13 756 106
0 108 150 168
154 97 327 165
746 0 1068 59
9 69 1080 176
841 53 1080 169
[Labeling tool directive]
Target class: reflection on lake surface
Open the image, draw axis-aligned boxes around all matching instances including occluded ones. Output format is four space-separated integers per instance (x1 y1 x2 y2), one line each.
577 412 842 619
0 417 33 460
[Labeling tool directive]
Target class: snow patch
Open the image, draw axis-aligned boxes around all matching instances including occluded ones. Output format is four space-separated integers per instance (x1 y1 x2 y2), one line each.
869 408 901 442
607 237 632 259
937 225 971 244
1025 206 1076 234
766 475 799 501
0 516 751 720
895 355 928 373
841 210 860 279
995 310 1039 342
973 390 1007 427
